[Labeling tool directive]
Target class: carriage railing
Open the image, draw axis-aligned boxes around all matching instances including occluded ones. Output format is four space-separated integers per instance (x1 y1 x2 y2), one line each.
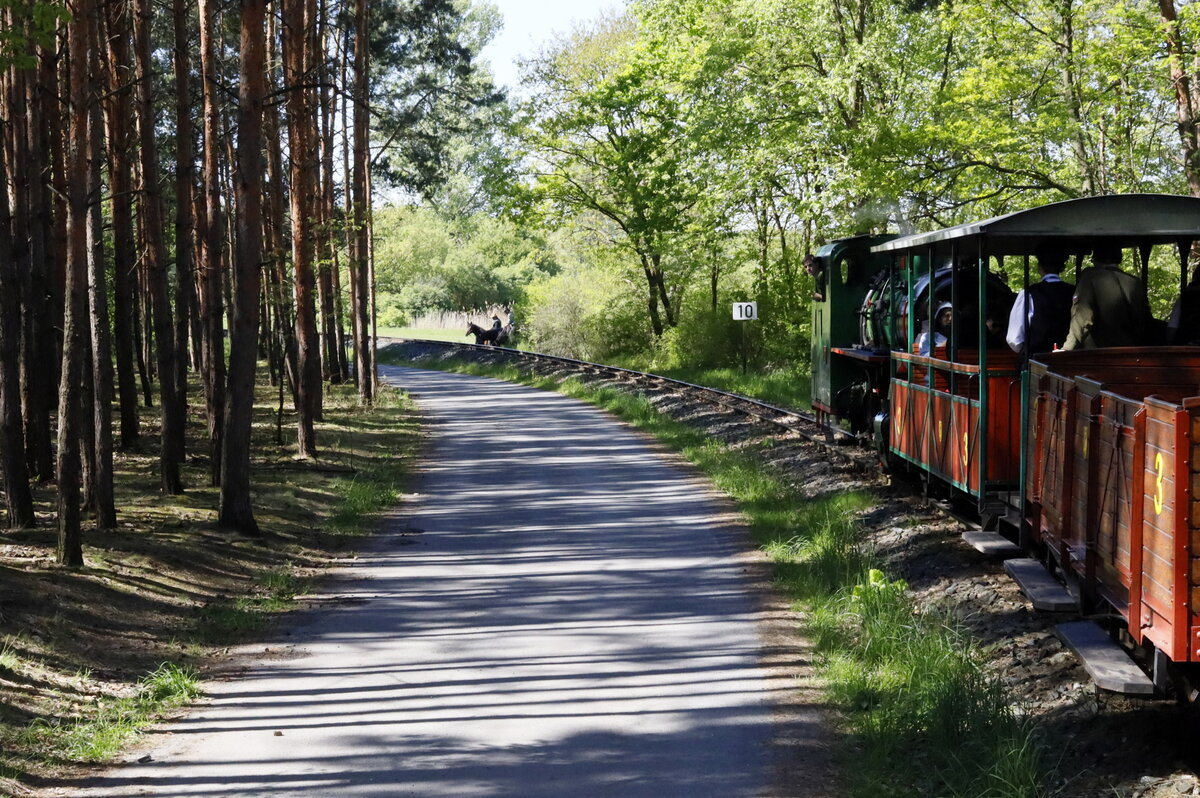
889 349 1022 496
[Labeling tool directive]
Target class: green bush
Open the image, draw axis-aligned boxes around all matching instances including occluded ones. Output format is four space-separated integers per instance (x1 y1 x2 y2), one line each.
655 309 745 370
524 261 651 360
377 293 409 329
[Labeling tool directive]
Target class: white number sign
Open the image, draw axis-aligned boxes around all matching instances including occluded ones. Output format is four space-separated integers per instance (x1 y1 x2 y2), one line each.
732 302 758 321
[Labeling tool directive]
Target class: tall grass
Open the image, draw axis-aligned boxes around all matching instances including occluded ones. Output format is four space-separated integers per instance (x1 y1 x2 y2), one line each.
0 639 21 675
393 353 1052 797
815 568 1046 797
330 474 401 532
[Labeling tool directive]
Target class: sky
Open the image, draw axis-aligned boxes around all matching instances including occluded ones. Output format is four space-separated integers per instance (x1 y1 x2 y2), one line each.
479 0 621 91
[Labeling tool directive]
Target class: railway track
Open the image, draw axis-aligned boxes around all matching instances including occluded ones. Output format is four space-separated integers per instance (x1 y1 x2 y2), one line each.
382 337 860 452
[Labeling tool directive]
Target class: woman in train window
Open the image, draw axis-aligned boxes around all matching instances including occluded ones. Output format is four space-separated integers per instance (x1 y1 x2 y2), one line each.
916 301 953 355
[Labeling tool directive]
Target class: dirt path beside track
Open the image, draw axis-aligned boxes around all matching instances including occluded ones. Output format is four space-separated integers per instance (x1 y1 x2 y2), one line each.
53 365 834 797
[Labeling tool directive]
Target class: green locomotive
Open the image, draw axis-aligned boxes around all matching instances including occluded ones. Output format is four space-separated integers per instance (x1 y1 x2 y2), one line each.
808 234 895 435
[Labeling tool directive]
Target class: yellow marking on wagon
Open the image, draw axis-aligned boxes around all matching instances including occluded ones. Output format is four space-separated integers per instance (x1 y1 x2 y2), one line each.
1154 452 1165 515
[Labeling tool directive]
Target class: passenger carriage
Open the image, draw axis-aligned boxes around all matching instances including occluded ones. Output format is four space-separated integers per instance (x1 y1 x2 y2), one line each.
866 194 1200 674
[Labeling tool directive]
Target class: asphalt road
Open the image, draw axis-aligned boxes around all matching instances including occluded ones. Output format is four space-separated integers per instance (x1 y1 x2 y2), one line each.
65 365 812 797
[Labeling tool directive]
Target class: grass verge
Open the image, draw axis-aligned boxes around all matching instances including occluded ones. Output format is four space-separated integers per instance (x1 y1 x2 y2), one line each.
15 663 201 764
0 379 418 788
385 349 1050 798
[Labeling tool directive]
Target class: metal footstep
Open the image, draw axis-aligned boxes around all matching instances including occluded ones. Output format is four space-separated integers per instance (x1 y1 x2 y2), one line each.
1055 621 1155 695
1003 558 1077 612
962 529 1021 558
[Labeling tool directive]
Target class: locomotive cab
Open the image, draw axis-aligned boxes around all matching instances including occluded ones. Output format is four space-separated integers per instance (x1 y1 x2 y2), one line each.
809 235 895 434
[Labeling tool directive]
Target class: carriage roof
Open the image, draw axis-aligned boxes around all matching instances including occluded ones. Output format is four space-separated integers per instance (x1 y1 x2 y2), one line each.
871 194 1200 257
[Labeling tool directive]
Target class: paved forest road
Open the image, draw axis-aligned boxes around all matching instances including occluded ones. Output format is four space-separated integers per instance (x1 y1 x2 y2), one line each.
62 366 829 797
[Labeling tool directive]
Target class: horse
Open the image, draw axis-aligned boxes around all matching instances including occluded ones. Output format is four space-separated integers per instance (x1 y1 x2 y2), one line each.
467 322 502 346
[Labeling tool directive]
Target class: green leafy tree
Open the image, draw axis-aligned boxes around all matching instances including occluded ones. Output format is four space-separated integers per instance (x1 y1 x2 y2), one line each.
907 0 1180 213
372 205 557 318
523 12 716 336
368 0 504 196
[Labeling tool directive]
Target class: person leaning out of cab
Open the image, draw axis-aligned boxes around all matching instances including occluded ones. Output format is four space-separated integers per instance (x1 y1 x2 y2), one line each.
1060 242 1155 350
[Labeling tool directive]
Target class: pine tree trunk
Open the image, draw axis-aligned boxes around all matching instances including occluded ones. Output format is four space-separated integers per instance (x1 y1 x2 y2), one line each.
351 0 373 404
102 0 140 449
263 17 298 404
86 35 116 530
316 0 341 384
284 0 322 455
0 86 34 529
133 271 153 407
59 0 94 567
331 246 350 381
198 0 227 487
341 45 361 392
22 51 57 481
173 0 197 421
189 190 206 373
366 165 377 397
134 0 185 494
219 0 267 536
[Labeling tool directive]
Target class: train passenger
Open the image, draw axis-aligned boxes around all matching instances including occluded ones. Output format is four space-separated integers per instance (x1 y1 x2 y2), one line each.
916 302 953 355
1005 245 1074 357
1060 243 1154 350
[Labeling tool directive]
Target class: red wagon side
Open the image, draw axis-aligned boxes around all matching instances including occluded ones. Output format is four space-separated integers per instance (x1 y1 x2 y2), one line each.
1025 348 1200 662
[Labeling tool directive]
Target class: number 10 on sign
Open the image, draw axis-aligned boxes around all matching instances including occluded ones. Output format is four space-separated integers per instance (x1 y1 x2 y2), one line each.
733 302 757 321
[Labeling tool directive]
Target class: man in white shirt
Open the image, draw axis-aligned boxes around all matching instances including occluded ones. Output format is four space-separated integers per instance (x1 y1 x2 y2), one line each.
1006 246 1074 358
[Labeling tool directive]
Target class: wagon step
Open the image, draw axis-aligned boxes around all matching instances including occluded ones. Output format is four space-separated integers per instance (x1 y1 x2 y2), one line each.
1003 558 1077 612
962 529 1021 558
1055 621 1156 696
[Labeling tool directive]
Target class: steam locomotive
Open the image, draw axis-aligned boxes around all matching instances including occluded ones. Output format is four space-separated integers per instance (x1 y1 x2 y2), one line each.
810 194 1200 694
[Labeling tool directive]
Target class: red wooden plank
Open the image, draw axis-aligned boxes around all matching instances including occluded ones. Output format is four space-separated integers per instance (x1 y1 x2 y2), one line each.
1174 406 1192 661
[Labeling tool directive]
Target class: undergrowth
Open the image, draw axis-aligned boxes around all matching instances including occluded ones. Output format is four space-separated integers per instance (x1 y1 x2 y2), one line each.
624 363 813 411
386 348 1052 798
194 563 312 643
14 663 200 764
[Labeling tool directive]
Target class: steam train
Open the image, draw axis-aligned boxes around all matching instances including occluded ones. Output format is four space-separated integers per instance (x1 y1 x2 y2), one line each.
810 194 1200 694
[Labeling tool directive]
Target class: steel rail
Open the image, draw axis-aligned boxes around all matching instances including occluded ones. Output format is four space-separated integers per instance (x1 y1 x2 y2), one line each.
382 337 865 455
